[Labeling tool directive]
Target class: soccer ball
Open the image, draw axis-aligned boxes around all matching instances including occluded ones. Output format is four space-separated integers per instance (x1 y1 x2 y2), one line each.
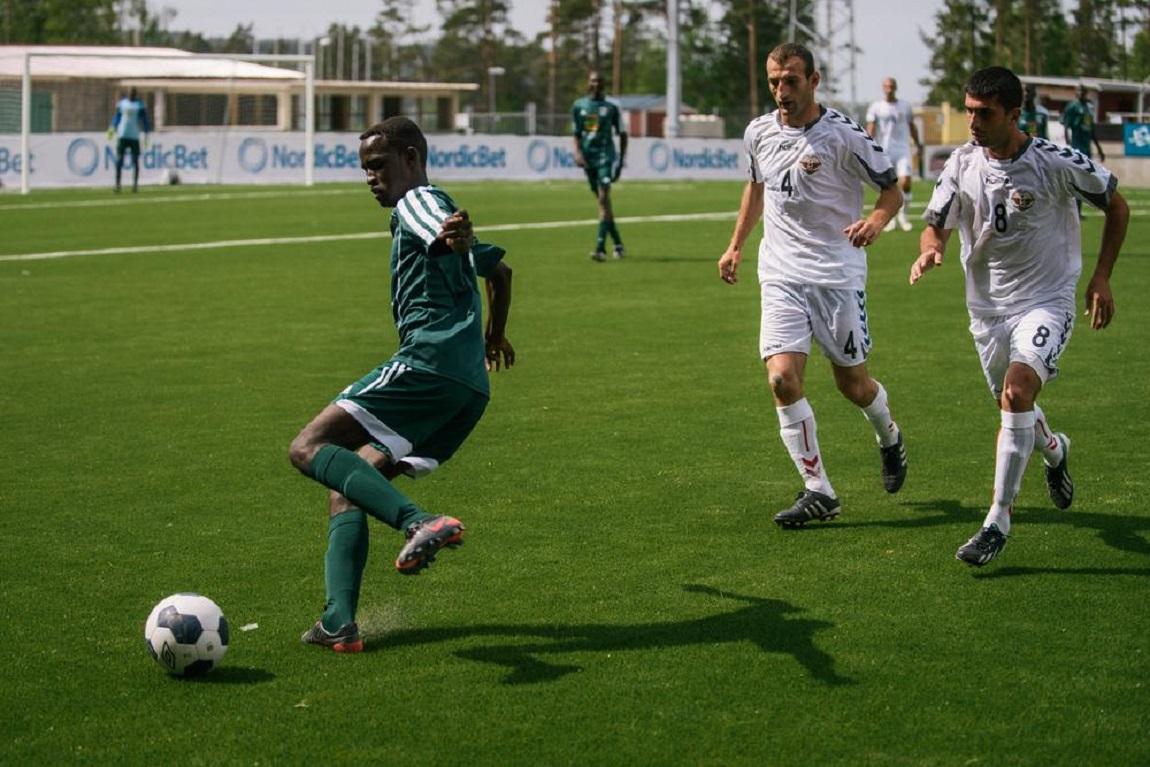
144 593 230 677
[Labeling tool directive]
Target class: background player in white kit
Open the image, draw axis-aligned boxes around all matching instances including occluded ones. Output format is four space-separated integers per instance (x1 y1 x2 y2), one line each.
911 66 1129 566
866 78 923 232
718 43 908 529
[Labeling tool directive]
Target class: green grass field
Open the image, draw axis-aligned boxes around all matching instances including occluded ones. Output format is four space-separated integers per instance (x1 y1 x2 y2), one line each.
2 179 1148 765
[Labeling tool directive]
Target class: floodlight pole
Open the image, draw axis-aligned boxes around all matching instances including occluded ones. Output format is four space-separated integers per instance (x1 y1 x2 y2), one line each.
665 0 681 138
21 51 31 194
304 58 315 186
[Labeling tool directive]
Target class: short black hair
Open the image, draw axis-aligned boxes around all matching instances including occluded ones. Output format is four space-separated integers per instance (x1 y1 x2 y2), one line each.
965 67 1022 112
360 117 428 169
767 43 816 77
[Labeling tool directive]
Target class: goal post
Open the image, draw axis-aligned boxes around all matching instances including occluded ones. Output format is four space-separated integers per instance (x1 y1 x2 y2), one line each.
12 48 315 193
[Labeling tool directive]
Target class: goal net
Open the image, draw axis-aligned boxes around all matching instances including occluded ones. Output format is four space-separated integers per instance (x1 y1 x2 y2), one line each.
0 46 315 192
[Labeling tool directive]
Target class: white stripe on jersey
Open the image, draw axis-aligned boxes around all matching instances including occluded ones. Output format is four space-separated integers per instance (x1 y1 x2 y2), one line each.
396 190 441 244
924 138 1115 317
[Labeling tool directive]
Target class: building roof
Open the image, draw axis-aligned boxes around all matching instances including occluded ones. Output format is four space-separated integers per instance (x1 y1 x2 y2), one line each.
1019 75 1150 95
614 94 697 113
0 45 303 81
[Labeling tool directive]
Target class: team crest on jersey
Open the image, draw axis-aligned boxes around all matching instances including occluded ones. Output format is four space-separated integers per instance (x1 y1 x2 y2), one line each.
1010 189 1035 211
799 154 822 174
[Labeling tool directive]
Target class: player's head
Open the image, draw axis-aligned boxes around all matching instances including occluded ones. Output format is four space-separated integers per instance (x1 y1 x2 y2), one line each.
358 117 428 208
588 71 605 99
1076 83 1088 101
129 87 138 101
963 67 1023 150
766 43 820 126
883 77 897 101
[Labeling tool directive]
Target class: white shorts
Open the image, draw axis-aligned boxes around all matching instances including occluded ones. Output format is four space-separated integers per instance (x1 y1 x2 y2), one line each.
887 150 914 179
760 281 872 367
969 303 1075 398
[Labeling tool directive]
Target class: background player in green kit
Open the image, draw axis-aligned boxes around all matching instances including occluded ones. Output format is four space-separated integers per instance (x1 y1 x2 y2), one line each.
289 116 514 653
572 71 628 261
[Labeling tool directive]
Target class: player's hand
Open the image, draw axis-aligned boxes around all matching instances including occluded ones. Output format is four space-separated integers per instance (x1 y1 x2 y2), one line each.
574 151 586 168
106 129 114 141
485 336 516 371
718 248 741 284
1084 274 1115 329
612 159 624 182
843 217 881 248
439 209 474 255
142 135 150 150
909 249 944 284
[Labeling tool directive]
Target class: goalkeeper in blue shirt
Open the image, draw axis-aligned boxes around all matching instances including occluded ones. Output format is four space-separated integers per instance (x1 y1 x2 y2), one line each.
107 88 150 193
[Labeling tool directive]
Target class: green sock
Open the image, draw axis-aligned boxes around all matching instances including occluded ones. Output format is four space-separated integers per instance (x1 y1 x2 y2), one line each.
321 510 368 631
608 220 622 246
596 220 608 251
310 445 429 531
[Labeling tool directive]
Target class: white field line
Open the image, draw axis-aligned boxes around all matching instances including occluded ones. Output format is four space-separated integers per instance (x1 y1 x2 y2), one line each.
0 188 359 212
0 211 737 263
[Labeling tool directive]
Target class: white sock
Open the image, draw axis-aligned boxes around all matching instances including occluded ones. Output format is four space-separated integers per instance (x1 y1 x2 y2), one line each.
861 382 899 447
777 399 835 497
1032 403 1064 466
985 410 1036 535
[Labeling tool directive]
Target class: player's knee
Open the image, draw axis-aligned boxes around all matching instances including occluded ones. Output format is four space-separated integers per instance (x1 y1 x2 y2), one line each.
288 433 319 474
1000 383 1035 413
768 371 798 401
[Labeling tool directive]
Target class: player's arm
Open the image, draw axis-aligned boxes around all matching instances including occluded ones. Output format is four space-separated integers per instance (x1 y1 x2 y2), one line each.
865 120 876 139
910 224 951 284
484 262 514 370
909 113 923 153
844 183 902 247
572 107 586 168
1093 133 1106 162
141 103 152 147
718 181 764 284
614 130 628 181
1084 189 1128 329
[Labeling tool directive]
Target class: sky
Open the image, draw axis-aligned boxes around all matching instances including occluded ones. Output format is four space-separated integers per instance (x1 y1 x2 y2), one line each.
160 0 941 104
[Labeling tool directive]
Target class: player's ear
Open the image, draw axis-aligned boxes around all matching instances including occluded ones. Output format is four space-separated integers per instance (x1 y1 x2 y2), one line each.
809 70 821 90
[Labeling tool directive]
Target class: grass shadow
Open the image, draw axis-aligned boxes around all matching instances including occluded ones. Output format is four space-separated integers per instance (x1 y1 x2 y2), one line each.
367 584 853 687
184 666 276 684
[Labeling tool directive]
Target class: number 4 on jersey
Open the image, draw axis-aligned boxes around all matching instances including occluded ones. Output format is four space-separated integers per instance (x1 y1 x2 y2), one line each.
780 170 793 196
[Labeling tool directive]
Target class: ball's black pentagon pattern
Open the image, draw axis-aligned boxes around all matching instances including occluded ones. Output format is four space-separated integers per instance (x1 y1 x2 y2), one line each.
217 615 230 646
156 605 203 644
146 639 158 662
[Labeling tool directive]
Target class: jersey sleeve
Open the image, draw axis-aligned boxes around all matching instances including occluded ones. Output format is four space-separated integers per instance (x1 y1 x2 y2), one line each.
743 121 762 183
1057 147 1117 211
395 188 459 251
923 151 962 229
470 242 506 278
613 103 625 135
841 117 897 190
571 103 583 137
865 102 877 126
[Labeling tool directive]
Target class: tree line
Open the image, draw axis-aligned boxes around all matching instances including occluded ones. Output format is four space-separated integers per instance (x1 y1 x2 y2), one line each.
7 0 1148 135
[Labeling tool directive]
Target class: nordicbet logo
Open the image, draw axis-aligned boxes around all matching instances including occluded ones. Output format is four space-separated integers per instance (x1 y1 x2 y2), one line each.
648 141 739 173
66 138 100 176
526 139 577 173
69 141 210 176
237 142 358 173
0 146 32 175
238 137 269 173
427 143 506 169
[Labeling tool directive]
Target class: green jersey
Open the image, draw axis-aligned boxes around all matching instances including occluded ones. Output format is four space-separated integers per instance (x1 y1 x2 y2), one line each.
1061 99 1096 156
388 185 505 396
572 96 623 161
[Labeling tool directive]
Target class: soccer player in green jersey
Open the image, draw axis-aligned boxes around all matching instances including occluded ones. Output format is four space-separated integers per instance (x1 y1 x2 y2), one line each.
290 116 514 652
1062 84 1105 160
572 71 628 261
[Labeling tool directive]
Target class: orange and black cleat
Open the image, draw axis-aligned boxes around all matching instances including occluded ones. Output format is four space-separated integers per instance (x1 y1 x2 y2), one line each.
395 515 465 574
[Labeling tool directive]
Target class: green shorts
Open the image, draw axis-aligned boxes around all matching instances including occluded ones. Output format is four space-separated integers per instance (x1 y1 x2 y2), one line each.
334 359 488 476
583 156 615 194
